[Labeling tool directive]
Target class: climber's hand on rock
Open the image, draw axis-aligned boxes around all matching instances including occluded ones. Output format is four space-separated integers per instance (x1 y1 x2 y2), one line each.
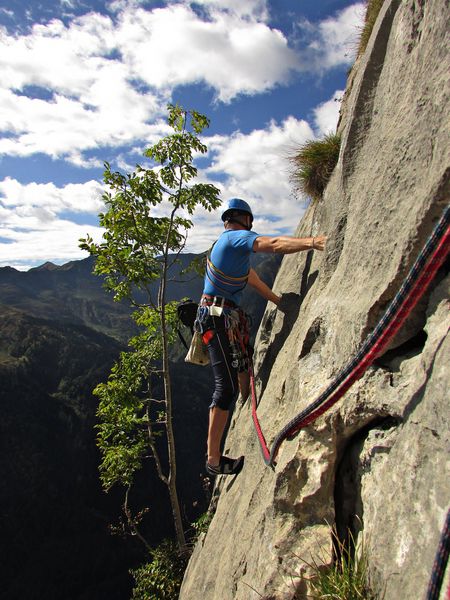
278 292 301 313
312 235 327 251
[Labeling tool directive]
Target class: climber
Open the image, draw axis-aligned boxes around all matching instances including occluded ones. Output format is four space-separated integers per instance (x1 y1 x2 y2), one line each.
196 198 326 476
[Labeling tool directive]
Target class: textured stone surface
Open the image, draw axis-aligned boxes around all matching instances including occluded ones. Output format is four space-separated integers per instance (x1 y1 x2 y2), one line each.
180 1 449 598
356 278 450 600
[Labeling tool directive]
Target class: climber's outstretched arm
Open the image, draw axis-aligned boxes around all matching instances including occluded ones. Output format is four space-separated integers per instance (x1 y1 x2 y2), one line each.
247 268 280 305
253 235 326 254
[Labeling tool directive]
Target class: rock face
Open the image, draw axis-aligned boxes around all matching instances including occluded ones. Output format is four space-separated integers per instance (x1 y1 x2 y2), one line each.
180 1 450 599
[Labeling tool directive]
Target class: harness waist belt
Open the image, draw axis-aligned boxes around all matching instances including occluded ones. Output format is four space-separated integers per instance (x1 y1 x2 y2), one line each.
201 295 237 309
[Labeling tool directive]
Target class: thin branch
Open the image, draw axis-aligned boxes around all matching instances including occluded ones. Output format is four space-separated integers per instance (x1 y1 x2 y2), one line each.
167 233 188 271
129 292 157 311
241 581 264 597
123 484 152 552
169 275 199 284
146 420 168 427
146 406 168 485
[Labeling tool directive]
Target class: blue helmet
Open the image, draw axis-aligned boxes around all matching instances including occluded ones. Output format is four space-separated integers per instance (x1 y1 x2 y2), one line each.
221 198 254 222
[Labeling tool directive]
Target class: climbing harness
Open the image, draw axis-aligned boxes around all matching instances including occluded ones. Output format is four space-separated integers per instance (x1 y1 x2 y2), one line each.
426 508 450 600
199 297 252 372
252 204 450 467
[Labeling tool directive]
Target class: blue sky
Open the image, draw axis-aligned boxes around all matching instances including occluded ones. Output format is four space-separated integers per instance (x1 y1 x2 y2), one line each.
0 0 365 269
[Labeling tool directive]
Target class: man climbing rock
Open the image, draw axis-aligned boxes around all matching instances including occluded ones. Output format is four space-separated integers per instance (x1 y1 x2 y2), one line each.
196 198 326 476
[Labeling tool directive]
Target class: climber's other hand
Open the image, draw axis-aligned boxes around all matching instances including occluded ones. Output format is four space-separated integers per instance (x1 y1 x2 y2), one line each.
278 292 301 313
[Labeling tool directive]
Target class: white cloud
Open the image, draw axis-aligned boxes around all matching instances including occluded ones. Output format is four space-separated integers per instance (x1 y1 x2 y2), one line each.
116 3 298 102
0 8 14 18
318 3 365 68
0 177 104 214
313 90 344 136
0 202 104 270
173 0 270 21
0 19 164 161
0 218 104 269
0 1 300 162
0 178 106 269
296 3 365 71
0 2 363 164
1 14 115 93
206 116 313 207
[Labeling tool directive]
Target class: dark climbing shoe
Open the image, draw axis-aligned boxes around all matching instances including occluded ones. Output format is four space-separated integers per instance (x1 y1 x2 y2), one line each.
206 455 244 477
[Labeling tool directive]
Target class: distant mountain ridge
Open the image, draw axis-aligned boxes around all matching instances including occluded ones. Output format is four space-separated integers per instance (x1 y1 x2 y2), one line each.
29 261 61 271
0 254 204 342
0 252 281 342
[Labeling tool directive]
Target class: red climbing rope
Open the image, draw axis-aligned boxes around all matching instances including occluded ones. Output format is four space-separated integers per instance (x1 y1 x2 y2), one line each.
426 508 450 600
250 364 270 463
252 205 450 467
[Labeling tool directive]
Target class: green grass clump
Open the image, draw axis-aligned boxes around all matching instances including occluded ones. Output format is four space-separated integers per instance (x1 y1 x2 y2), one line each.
357 0 385 57
290 133 341 202
302 528 377 600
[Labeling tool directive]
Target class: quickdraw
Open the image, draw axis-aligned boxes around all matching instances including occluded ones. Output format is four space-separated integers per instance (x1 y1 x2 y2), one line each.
252 204 450 467
226 308 251 372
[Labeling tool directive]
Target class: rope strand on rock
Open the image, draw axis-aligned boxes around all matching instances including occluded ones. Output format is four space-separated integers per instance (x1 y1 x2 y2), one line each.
426 508 450 600
251 204 450 467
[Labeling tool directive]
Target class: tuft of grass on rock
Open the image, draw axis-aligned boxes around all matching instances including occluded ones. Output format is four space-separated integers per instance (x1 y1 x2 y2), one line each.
357 0 385 57
290 133 341 202
299 527 378 600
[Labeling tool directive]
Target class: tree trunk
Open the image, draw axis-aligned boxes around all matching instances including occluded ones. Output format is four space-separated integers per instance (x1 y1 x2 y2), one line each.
163 364 187 552
159 216 187 553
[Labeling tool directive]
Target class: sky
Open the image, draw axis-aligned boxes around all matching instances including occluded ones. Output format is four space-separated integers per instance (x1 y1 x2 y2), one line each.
0 0 366 270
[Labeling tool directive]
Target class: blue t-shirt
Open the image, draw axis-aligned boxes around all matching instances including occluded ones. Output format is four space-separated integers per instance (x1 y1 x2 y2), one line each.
203 229 260 305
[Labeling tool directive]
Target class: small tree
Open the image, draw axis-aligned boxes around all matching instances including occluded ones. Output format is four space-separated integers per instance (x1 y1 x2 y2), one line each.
80 104 221 552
